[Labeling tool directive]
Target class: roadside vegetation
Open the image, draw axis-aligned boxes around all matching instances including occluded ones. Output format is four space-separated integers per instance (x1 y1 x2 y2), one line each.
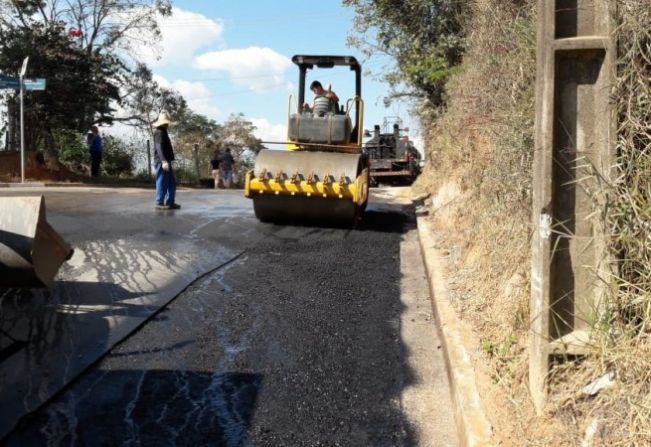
0 0 262 185
347 0 651 445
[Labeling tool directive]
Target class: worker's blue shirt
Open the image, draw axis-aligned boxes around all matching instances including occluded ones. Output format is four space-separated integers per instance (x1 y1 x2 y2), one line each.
89 135 102 153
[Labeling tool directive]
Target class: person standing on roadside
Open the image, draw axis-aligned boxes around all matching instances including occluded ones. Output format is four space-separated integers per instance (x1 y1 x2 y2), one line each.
87 126 102 178
152 110 180 210
219 147 236 189
210 149 221 189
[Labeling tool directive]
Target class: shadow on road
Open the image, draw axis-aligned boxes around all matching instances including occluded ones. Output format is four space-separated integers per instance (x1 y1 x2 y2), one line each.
0 280 155 438
357 207 416 233
5 370 262 446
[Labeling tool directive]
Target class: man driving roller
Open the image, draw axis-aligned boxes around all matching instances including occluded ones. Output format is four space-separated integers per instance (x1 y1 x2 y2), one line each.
303 80 339 116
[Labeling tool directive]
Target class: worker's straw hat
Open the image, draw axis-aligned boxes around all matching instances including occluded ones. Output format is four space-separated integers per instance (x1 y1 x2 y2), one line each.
152 110 174 128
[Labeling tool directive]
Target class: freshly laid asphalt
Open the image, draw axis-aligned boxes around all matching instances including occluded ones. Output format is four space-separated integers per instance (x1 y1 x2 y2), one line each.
0 187 457 446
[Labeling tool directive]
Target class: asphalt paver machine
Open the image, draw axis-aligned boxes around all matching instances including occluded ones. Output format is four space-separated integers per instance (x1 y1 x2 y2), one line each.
244 55 369 225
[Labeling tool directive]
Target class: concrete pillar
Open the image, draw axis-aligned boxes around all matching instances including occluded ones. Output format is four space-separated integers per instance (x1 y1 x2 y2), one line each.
530 0 615 413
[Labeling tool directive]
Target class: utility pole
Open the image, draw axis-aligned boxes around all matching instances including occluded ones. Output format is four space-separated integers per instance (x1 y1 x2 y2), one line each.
193 143 201 185
529 1 615 413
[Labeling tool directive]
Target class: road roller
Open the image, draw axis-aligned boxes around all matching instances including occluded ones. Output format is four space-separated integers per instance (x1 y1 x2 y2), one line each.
244 55 369 226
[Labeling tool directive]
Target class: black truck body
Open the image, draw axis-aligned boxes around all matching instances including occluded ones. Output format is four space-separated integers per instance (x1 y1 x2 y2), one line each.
363 119 421 186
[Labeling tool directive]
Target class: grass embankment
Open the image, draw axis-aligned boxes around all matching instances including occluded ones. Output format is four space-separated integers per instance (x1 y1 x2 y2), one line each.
419 1 651 445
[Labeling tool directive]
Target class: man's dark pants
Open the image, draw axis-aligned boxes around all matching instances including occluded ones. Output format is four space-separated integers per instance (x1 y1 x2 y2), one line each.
90 151 102 177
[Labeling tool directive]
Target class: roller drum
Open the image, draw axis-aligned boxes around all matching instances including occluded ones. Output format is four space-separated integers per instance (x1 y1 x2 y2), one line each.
250 150 367 226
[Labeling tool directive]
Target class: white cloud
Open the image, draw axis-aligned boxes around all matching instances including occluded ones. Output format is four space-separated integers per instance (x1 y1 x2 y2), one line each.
153 75 221 119
194 47 291 92
137 8 224 68
250 118 287 144
173 80 222 119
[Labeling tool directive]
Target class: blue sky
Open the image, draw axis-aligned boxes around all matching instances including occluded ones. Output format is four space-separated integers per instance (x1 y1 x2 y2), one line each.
130 0 422 150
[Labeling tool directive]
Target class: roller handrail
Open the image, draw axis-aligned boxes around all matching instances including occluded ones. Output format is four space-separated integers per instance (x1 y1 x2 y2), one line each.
288 94 299 119
345 96 365 146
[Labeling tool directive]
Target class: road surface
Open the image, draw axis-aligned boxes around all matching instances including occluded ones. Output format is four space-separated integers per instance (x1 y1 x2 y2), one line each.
0 187 457 446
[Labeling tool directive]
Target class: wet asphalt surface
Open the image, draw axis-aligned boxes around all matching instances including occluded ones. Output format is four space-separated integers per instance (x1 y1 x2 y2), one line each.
1 188 456 446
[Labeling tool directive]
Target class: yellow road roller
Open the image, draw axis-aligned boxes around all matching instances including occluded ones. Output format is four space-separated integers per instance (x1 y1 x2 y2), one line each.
244 55 369 225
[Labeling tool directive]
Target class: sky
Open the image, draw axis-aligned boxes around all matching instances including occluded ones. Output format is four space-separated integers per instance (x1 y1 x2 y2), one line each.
124 0 423 152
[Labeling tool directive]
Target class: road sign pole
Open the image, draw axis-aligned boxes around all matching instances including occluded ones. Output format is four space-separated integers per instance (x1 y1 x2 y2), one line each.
19 56 29 184
19 79 24 183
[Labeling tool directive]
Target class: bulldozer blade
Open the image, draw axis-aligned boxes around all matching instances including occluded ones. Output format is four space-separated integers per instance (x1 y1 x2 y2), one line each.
0 196 73 288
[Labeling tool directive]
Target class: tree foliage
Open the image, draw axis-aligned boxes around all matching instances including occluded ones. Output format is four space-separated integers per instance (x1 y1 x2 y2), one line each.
344 0 466 108
0 0 171 63
56 129 135 177
0 0 171 157
0 19 120 154
0 0 266 185
171 112 264 180
217 113 265 155
122 64 189 140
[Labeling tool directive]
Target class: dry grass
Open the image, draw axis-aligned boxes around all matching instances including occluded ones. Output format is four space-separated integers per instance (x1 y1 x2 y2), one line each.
420 1 542 442
419 0 651 445
542 1 651 444
424 0 535 356
421 0 651 446
577 1 651 444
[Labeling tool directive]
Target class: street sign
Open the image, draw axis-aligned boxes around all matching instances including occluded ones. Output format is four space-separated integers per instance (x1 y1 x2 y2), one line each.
20 57 28 77
0 74 19 90
0 75 46 90
23 78 46 91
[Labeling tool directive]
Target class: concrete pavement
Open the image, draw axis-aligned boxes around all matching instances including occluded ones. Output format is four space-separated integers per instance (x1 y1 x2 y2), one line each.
0 188 259 438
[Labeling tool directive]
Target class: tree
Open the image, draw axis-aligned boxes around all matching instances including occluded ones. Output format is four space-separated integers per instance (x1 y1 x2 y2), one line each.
0 20 120 157
101 135 136 177
0 0 171 160
172 111 219 179
0 0 171 68
215 114 265 183
57 130 135 177
170 112 264 182
344 0 466 108
217 113 265 156
121 64 189 142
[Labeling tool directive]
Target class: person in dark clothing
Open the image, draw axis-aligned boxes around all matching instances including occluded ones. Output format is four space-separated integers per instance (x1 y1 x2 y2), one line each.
87 126 102 177
219 147 236 189
210 149 221 189
152 110 180 210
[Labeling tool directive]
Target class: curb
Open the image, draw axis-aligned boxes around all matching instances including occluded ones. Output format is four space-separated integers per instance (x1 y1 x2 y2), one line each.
0 182 46 188
416 216 493 447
